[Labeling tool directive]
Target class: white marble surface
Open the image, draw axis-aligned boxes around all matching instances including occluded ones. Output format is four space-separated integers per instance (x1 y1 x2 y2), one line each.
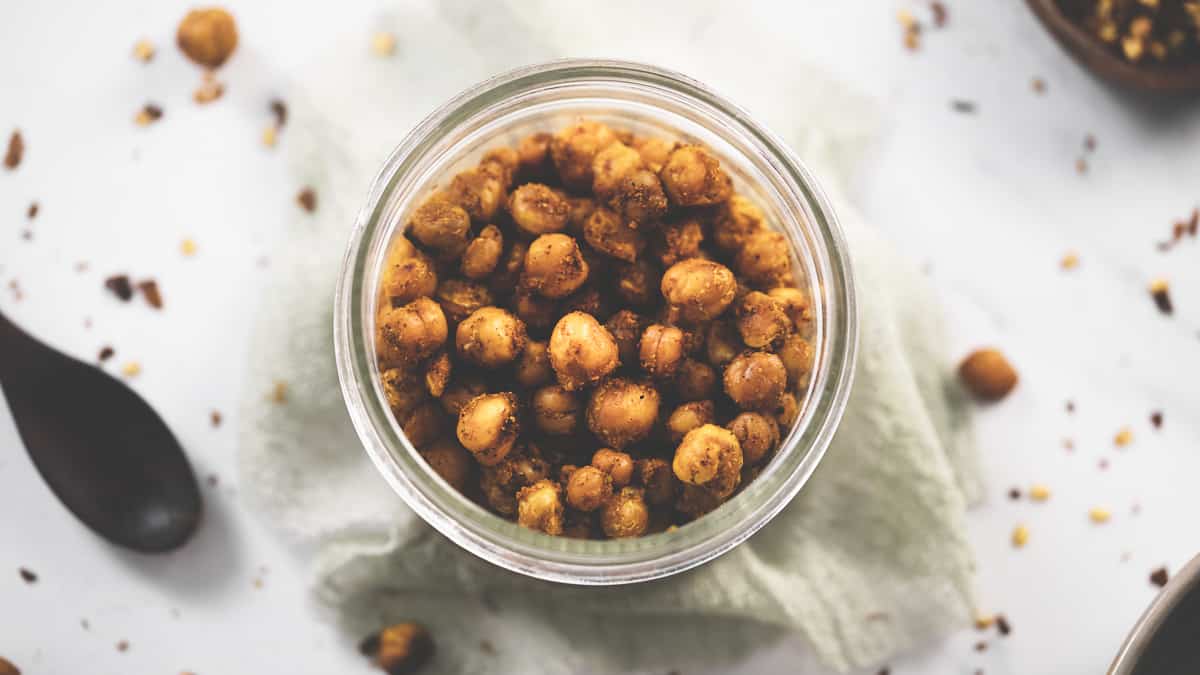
2 1 1199 673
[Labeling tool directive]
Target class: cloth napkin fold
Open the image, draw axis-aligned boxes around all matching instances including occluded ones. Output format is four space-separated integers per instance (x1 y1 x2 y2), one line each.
238 3 981 672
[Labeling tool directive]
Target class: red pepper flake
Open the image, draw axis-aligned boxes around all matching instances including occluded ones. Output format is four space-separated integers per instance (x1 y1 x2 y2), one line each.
1098 458 1110 470
1189 208 1199 236
8 279 23 302
98 346 115 362
270 99 288 128
1150 411 1163 429
1065 400 1076 413
296 186 317 213
105 274 134 301
1149 278 1172 315
19 230 32 242
951 99 977 114
974 640 988 652
1008 487 1021 500
206 474 219 487
1083 134 1097 152
137 279 163 309
1150 567 1169 587
1063 438 1075 451
18 567 37 583
1075 157 1088 175
1032 77 1047 93
26 202 38 219
116 640 129 652
931 1 948 27
996 614 1011 636
80 618 89 630
210 410 223 427
75 261 89 273
4 130 24 170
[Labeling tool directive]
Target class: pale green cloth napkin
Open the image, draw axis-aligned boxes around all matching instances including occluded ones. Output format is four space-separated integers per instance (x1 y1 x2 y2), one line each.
238 2 981 672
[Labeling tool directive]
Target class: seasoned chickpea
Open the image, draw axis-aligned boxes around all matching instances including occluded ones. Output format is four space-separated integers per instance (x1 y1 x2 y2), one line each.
660 145 732 207
661 259 737 324
435 279 493 325
408 195 470 256
480 448 549 515
651 216 704 268
591 142 643 200
446 166 505 223
456 392 521 466
724 351 787 411
481 146 519 179
550 119 618 192
420 437 474 491
767 286 813 334
610 168 669 226
675 358 716 401
176 7 238 68
604 310 645 369
639 323 685 379
517 132 553 175
712 194 765 251
601 486 649 538
516 479 565 535
381 368 427 419
672 423 743 499
424 351 452 397
455 307 528 368
380 245 437 307
548 311 620 391
439 375 485 417
777 333 814 389
565 465 613 512
735 291 791 348
531 385 580 436
514 340 553 388
615 259 662 307
586 379 660 449
675 483 722 519
460 225 504 280
667 400 716 444
511 285 558 331
774 392 800 428
728 412 780 466
632 137 677 173
524 234 589 299
397 400 444 448
377 297 448 366
561 286 610 322
583 207 645 263
735 230 793 287
489 240 528 297
508 183 569 236
636 457 678 506
591 448 636 487
564 195 596 236
705 320 742 367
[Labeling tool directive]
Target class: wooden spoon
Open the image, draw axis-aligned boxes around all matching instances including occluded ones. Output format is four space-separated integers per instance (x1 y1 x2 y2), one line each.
0 309 201 553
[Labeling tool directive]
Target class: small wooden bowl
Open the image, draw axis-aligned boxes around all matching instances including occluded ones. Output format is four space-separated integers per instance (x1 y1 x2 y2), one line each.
1027 0 1200 93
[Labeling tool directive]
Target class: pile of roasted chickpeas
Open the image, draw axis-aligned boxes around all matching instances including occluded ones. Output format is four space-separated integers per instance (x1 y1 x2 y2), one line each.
375 118 815 539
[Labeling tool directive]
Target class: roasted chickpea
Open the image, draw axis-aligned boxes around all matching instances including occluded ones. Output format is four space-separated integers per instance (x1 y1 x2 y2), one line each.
455 307 528 368
601 486 649 538
639 323 685 379
661 259 737 324
446 166 505 223
380 245 437 307
591 448 636 487
397 400 444 448
511 285 558 331
562 516 595 540
524 234 589 299
439 375 485 417
675 358 716 401
777 333 814 389
610 168 669 226
723 351 787 411
774 392 800 428
650 216 704 268
514 340 553 388
712 194 765 251
735 291 791 348
360 622 434 675
672 423 743 499
408 195 471 257
508 183 570 236
583 207 645 263
604 310 646 369
636 457 678 506
615 259 662 307
632 137 677 173
516 479 565 535
480 447 549 515
565 465 613 512
767 286 813 332
517 132 553 175
550 119 618 192
482 145 519 177
560 286 610 322
735 230 793 288
531 385 581 436
667 400 716 444
424 351 452 397
176 7 238 68
489 240 528 297
435 279 493 325
660 145 732 207
705 320 742 367
586 379 660 449
377 297 449 366
381 368 427 418
548 311 620 391
591 142 643 200
564 195 596 236
456 392 520 466
675 483 722 519
420 437 474 491
728 412 780 466
460 225 504 280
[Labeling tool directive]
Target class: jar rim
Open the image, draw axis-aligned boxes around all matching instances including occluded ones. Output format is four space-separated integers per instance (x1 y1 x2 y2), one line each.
334 58 858 585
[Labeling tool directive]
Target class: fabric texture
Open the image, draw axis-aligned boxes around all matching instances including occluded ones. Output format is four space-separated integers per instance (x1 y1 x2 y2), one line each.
237 2 981 671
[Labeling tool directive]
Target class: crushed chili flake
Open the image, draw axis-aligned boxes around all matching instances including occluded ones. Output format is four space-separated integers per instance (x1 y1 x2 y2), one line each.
98 346 115 362
4 130 23 170
75 261 89 273
1008 487 1021 500
1149 278 1172 314
206 474 219 487
951 99 977 114
1066 400 1076 413
193 74 225 104
132 39 155 62
262 125 278 148
270 99 288 128
8 279 23 302
931 1 948 27
996 614 1011 635
271 381 288 404
137 279 163 309
1150 567 1169 587
1098 457 1110 470
18 567 37 583
116 640 129 652
1075 157 1089 175
26 202 38 219
974 640 988 652
1150 410 1163 429
296 187 317 212
104 275 133 301
1084 134 1097 152
20 230 32 242
211 410 223 427
134 103 164 126
1032 77 1047 93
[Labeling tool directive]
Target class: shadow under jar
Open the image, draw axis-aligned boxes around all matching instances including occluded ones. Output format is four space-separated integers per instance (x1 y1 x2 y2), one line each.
334 59 858 585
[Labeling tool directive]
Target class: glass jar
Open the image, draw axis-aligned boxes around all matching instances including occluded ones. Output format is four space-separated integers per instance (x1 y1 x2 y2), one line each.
334 59 857 585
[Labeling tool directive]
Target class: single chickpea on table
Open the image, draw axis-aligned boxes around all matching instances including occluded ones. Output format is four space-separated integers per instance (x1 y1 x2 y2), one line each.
373 117 816 539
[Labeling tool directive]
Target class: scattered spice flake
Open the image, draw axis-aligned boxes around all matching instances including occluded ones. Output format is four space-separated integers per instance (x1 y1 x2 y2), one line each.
931 1 948 27
262 125 278 148
81 618 89 630
270 99 288 128
1066 400 1076 413
1008 487 1021 500
1149 278 1173 315
996 614 1012 636
1132 502 1142 515
193 74 225 104
210 410 223 427
253 577 264 589
1150 567 1169 587
974 640 988 652
132 39 156 62
1090 507 1112 524
951 99 977 114
137 279 163 309
4 130 24 170
181 238 197 256
1075 157 1088 175
1098 458 1110 470
8 279 23 302
1083 134 1097 152
75 261 89 273
1030 484 1051 501
206 474 219 487
271 380 288 404
18 567 37 583
479 639 496 655
296 186 317 212
98 346 115 362
134 103 164 127
1190 208 1199 236
974 613 995 630
864 611 891 622
370 31 397 56
1060 251 1079 270
1121 551 1133 562
256 255 270 269
1032 77 1047 93
116 640 129 652
121 361 142 378
1114 427 1133 447
898 9 922 50
83 316 91 329
1063 438 1075 451
20 229 32 242
1150 410 1163 429
1011 524 1029 548
27 202 38 219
